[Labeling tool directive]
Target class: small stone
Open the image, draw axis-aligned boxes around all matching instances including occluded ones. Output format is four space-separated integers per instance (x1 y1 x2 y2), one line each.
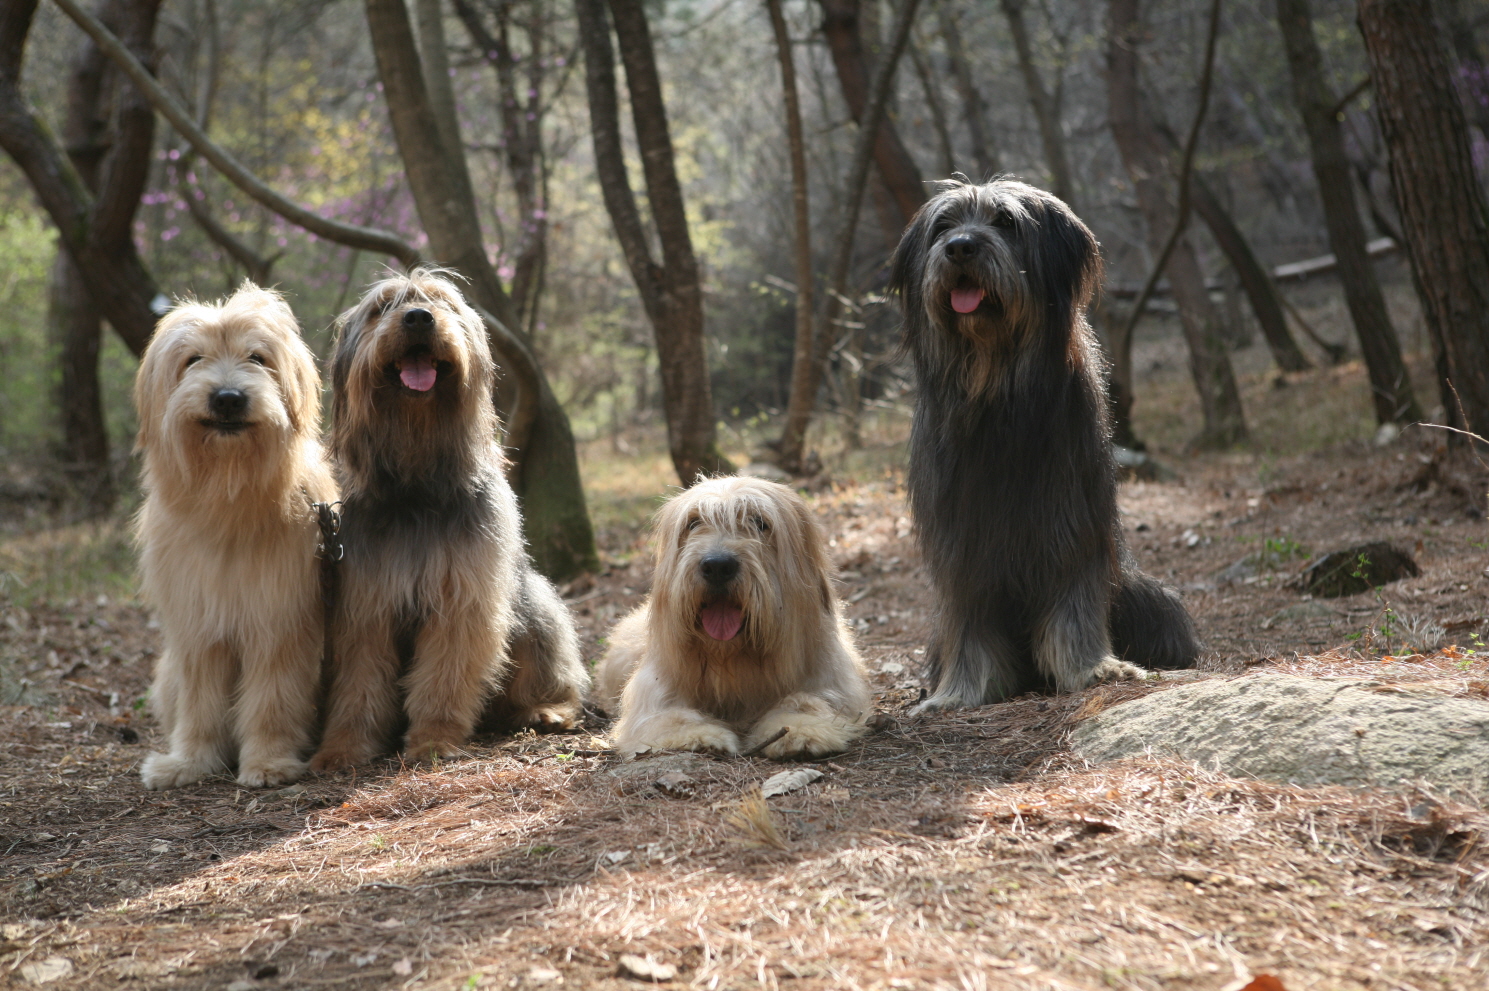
653 772 697 798
148 841 171 854
617 954 676 982
525 966 563 984
392 958 414 976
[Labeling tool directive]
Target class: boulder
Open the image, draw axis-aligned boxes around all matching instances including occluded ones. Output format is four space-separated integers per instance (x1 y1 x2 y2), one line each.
1071 673 1489 795
1290 541 1418 597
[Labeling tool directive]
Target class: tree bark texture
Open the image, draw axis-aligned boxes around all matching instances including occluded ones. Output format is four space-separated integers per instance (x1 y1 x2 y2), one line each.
0 0 161 357
1359 0 1489 437
817 0 925 232
49 252 113 511
768 0 820 474
1276 0 1421 424
1107 0 1246 448
1000 0 1075 204
364 0 597 578
577 0 731 485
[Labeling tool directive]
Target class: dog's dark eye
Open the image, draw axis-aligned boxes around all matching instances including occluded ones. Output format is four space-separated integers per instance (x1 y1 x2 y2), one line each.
993 212 1015 228
185 355 203 367
248 353 266 366
686 517 703 531
752 515 770 533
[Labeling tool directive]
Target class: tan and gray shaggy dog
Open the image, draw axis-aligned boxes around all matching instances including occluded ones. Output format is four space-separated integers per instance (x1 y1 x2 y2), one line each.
134 285 337 789
597 476 870 759
310 270 586 771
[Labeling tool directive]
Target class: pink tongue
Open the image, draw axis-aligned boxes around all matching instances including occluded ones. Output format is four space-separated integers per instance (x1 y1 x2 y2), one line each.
399 355 437 391
700 602 744 641
951 288 985 314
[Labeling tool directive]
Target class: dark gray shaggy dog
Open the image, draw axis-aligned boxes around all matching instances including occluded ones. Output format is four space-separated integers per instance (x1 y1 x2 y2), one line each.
890 178 1198 712
310 270 586 770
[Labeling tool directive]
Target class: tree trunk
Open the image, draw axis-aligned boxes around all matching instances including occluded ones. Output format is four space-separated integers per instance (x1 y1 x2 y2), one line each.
1359 0 1489 438
908 37 953 178
1276 0 1421 424
364 0 597 578
817 0 925 231
576 0 731 485
49 251 113 512
1000 0 1074 204
768 0 819 474
0 0 162 357
937 0 998 182
1107 0 1246 448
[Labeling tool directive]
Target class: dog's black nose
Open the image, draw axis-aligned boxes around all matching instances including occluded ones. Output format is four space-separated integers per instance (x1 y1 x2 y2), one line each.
700 553 740 587
945 234 979 262
208 388 248 419
402 308 434 333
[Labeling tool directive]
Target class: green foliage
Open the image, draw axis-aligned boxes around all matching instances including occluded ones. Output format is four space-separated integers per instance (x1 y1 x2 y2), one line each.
0 210 59 455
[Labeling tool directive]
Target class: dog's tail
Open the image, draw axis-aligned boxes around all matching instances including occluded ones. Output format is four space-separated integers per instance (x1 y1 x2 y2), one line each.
483 566 588 730
1109 562 1200 670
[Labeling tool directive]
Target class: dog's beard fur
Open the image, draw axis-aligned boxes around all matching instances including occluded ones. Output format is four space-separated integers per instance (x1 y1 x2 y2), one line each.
133 284 336 790
331 270 498 491
134 287 322 508
890 179 1198 710
598 477 869 759
895 178 1100 401
313 269 584 770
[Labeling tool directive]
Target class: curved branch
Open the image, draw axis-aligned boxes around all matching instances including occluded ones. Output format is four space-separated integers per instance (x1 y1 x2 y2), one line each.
52 0 422 267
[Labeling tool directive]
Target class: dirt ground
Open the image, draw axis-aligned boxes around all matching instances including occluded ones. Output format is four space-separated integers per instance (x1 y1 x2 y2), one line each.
5 328 1489 990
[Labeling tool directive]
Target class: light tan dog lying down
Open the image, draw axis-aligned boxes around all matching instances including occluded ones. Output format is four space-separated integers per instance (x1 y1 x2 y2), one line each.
597 476 870 759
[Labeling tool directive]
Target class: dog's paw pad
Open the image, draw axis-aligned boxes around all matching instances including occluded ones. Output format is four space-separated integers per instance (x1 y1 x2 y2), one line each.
1086 659 1150 686
237 758 307 789
522 706 578 731
308 750 361 774
140 752 217 790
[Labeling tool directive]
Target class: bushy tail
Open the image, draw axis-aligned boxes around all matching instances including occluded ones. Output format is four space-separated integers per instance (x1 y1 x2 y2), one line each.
1109 564 1200 670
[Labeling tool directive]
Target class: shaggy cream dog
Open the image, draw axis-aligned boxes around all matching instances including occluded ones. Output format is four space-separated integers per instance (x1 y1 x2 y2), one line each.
134 285 336 789
597 476 870 759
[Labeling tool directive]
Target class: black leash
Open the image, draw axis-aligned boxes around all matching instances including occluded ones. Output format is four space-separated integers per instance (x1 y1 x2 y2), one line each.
313 501 343 677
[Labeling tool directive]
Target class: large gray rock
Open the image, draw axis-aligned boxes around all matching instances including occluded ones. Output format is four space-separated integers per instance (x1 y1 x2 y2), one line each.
1071 673 1489 795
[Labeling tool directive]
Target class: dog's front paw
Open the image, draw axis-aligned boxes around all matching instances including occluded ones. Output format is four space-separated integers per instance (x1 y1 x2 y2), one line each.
520 704 578 732
309 747 370 773
1083 658 1150 688
751 717 864 759
625 722 740 757
402 732 467 763
141 751 221 790
907 692 971 718
237 757 307 788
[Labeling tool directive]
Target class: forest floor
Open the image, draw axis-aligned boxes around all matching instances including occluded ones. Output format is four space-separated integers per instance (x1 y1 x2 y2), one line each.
4 310 1489 990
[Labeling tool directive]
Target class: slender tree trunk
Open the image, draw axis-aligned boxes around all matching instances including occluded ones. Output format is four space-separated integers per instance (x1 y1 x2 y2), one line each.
908 37 953 177
576 0 731 485
769 0 819 474
937 1 998 181
1360 0 1489 437
1107 0 1246 448
1000 0 1075 204
1276 0 1421 424
49 251 113 512
0 0 161 356
817 0 926 230
364 0 597 578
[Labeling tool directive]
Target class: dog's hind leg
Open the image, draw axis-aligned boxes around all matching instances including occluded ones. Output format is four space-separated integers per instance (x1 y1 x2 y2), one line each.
402 596 506 761
911 611 1024 714
141 641 235 789
235 623 319 788
488 568 585 730
311 610 402 772
1034 570 1148 693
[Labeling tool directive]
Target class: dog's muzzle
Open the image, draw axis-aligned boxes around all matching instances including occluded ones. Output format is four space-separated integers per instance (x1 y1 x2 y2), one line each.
396 308 439 393
698 552 744 641
203 388 251 433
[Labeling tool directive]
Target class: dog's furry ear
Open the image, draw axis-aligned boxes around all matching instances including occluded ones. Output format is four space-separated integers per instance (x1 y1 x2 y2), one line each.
889 198 936 324
780 489 835 614
1027 193 1102 336
235 285 320 435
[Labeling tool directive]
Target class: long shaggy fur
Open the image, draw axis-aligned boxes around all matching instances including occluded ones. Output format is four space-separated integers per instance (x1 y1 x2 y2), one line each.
134 285 336 789
310 270 585 769
597 476 870 759
889 178 1198 712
